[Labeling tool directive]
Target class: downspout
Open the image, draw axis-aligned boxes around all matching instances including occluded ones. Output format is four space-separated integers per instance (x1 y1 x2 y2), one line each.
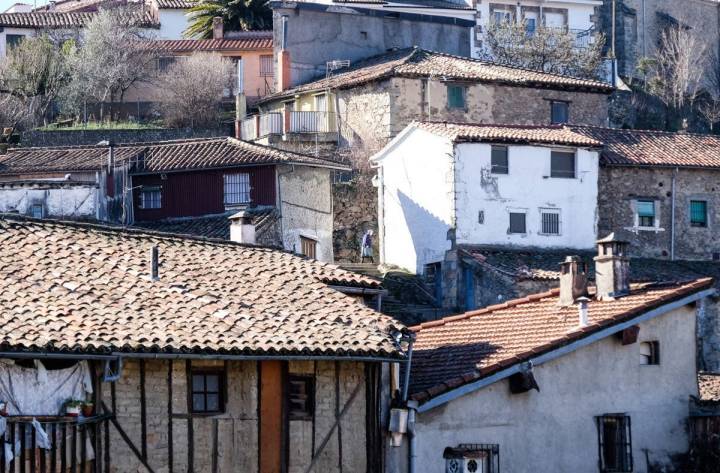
402 333 417 473
670 167 677 260
377 165 386 265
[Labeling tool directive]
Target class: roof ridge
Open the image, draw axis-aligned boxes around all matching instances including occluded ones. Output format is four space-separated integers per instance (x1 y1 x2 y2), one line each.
571 124 720 139
415 120 566 130
6 136 225 153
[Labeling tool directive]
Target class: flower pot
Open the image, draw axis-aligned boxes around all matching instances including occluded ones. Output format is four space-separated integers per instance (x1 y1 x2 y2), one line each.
66 405 80 417
82 405 94 417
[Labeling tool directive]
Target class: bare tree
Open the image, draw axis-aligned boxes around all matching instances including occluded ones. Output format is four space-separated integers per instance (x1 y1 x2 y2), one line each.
0 35 70 127
641 25 707 128
480 21 606 80
156 53 234 128
62 5 157 121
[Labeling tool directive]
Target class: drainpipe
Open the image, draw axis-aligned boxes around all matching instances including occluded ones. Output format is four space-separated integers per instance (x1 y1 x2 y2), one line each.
401 332 415 403
407 399 418 473
377 166 386 265
670 167 677 260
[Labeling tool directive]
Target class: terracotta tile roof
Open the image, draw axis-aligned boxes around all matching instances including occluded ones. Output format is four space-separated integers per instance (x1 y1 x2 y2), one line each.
0 9 157 27
699 373 720 402
150 32 272 52
155 0 195 8
260 47 613 103
412 122 602 147
461 246 720 287
409 278 714 402
133 208 281 245
0 137 349 176
0 215 397 357
570 126 720 169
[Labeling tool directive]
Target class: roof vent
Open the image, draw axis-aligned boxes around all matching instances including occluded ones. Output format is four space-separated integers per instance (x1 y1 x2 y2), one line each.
150 246 159 281
577 296 590 328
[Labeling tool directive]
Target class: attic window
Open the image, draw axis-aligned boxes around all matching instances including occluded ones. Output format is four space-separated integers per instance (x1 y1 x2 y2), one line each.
140 187 161 210
287 375 314 420
640 341 660 365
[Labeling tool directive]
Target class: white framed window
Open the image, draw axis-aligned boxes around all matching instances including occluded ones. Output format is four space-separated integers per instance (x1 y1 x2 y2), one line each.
223 173 251 205
636 199 656 228
539 208 561 235
550 150 576 178
140 187 161 209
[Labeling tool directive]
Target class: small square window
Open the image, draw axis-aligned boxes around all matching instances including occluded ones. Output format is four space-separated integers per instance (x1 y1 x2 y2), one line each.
551 101 569 124
690 200 708 227
509 212 526 234
540 209 561 235
300 236 317 259
550 151 575 178
640 341 660 365
140 187 161 209
224 173 251 205
191 370 225 414
287 375 314 420
30 204 43 219
637 200 655 228
447 85 466 109
491 145 509 174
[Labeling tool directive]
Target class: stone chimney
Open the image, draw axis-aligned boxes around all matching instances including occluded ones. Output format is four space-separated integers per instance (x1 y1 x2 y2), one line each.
277 15 291 91
212 17 224 40
229 211 256 245
594 233 630 301
559 256 589 306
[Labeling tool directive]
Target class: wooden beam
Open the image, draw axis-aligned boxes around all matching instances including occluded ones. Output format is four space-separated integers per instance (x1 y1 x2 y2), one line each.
168 360 174 473
101 401 156 473
335 361 343 473
185 360 194 473
140 359 148 462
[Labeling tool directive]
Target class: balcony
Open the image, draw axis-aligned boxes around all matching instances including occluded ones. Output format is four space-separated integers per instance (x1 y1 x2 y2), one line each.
524 26 596 49
239 111 337 142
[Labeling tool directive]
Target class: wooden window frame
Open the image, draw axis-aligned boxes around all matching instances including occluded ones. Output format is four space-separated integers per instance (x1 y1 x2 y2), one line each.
636 199 656 228
690 200 708 228
640 341 660 365
286 374 315 421
550 100 570 124
597 414 633 472
446 84 467 110
300 236 317 260
190 369 226 415
550 150 576 178
139 186 162 210
490 145 509 174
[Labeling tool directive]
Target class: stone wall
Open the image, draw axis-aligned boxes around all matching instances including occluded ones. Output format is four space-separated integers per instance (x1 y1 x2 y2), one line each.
598 166 720 260
333 175 379 263
21 127 231 147
102 358 370 473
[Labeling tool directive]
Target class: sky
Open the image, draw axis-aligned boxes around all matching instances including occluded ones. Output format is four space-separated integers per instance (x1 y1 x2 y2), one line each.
1 0 50 12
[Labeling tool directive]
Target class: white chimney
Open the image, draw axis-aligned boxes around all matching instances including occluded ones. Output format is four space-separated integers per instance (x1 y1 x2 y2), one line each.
576 296 590 328
229 211 256 245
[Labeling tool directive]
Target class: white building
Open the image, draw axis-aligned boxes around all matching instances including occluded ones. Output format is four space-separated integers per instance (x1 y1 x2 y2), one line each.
372 121 602 275
150 0 194 39
392 240 715 473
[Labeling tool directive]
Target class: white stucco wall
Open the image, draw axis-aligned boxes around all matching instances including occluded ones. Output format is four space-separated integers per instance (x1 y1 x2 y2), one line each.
278 164 335 263
157 9 190 39
454 142 599 249
476 0 599 31
0 27 34 58
376 128 455 274
0 184 99 218
411 303 698 473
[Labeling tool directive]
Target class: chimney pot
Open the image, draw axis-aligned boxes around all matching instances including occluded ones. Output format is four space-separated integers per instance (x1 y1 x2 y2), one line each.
594 233 630 300
229 211 256 245
558 255 588 306
212 17 224 40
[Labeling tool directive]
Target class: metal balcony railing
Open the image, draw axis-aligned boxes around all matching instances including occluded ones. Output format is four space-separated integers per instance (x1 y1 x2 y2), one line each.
289 111 333 133
259 113 282 136
240 118 257 141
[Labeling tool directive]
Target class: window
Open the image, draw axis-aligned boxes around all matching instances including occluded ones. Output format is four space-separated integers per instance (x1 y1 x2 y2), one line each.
490 145 509 174
6 34 24 50
540 208 561 235
191 370 224 414
259 54 274 77
314 93 327 112
597 415 633 472
300 236 317 259
690 200 708 227
509 212 526 234
444 444 500 473
140 187 161 209
223 173 251 205
287 375 314 420
640 341 660 365
491 6 513 24
550 151 575 178
447 84 466 109
637 200 655 228
524 17 537 34
550 100 569 124
30 204 43 219
158 56 176 72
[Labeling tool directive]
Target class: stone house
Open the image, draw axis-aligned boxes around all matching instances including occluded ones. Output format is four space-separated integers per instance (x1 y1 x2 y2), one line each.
371 121 602 283
0 215 407 473
0 137 349 262
247 47 613 155
393 244 715 473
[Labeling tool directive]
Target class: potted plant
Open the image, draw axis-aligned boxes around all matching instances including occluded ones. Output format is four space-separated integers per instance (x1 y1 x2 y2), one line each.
65 399 83 417
81 401 94 417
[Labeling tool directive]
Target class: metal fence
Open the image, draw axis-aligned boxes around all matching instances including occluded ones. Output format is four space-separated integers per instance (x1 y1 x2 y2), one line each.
259 113 282 136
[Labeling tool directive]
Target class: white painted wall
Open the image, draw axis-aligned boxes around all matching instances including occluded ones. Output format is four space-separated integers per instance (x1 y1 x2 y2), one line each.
278 164 335 263
476 0 599 31
0 27 34 58
0 184 99 219
412 303 698 473
454 142 599 249
157 9 190 39
375 128 455 274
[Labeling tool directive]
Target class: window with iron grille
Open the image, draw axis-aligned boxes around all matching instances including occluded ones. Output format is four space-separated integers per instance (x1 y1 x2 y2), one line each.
140 187 161 209
597 415 633 472
300 236 317 259
640 341 660 365
550 151 575 178
491 145 509 174
636 200 655 228
444 444 500 473
690 200 708 227
260 55 274 77
191 370 225 414
540 209 561 235
550 100 569 124
287 375 314 420
509 212 526 234
447 84 467 109
223 173 251 205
